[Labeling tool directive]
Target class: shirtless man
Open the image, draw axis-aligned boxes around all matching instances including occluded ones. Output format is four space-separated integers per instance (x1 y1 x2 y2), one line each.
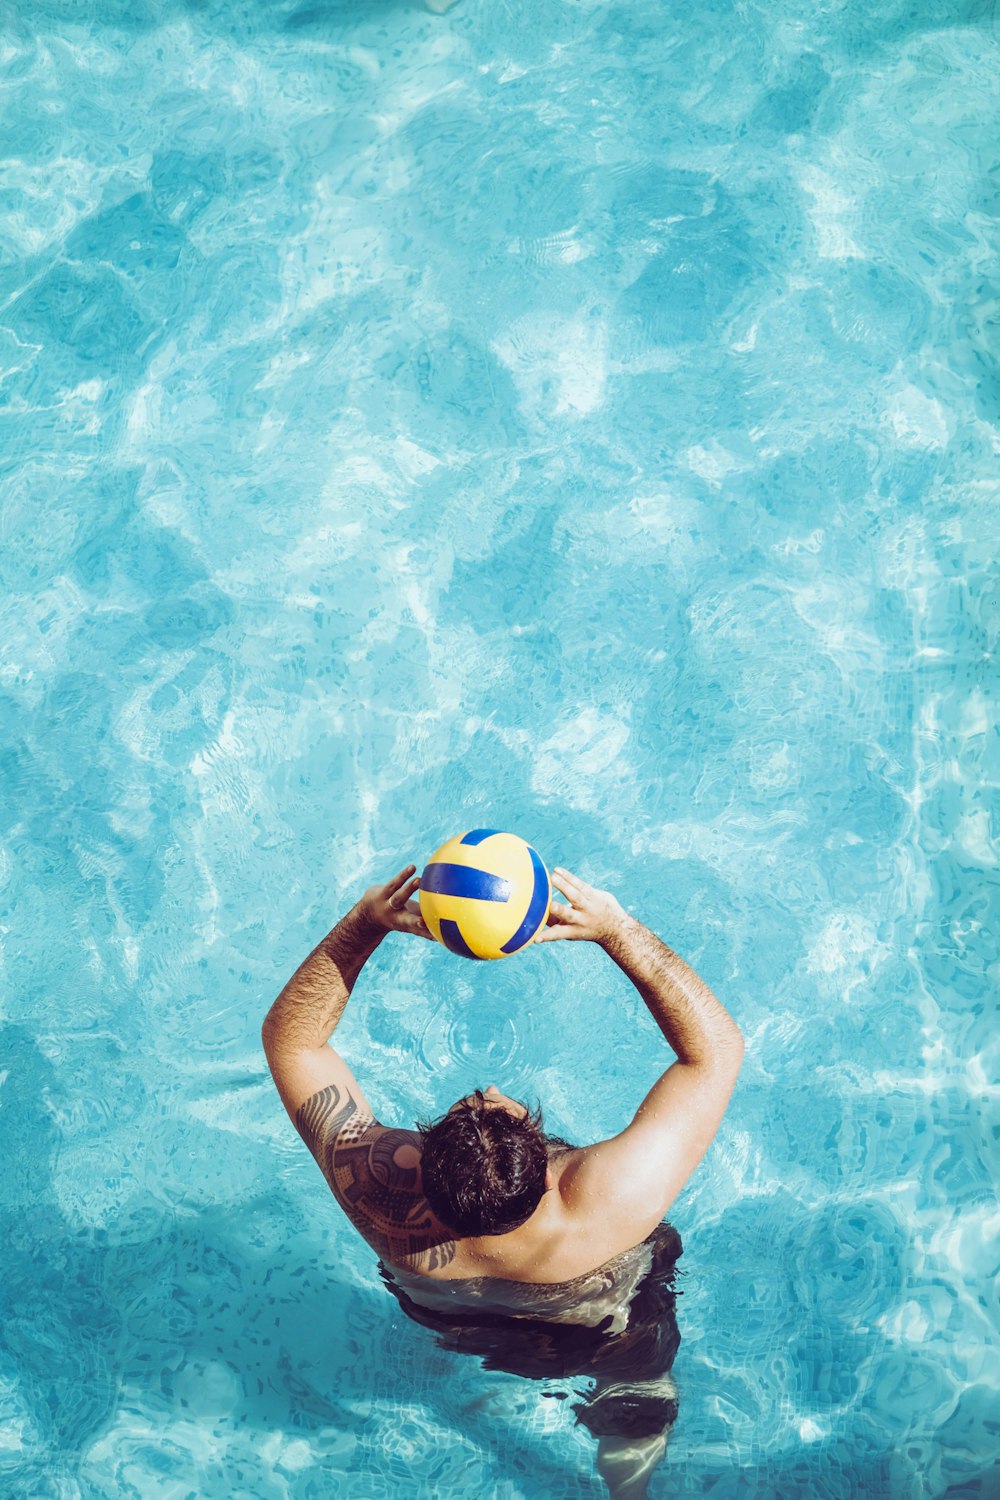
262 862 743 1493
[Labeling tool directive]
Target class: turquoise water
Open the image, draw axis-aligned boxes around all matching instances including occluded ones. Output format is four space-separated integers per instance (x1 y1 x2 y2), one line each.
2 0 998 1494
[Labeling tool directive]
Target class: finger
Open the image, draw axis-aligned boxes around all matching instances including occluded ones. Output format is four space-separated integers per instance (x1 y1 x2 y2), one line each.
384 864 417 895
387 888 422 921
399 908 433 938
535 916 572 938
546 898 576 919
552 866 589 889
554 866 594 896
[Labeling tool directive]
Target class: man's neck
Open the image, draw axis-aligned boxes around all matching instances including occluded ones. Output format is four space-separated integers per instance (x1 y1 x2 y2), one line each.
457 1154 575 1271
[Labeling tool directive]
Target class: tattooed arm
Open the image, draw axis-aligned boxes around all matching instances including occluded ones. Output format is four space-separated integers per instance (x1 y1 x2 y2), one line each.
295 1085 456 1270
264 865 426 1053
263 866 446 1266
262 863 430 1121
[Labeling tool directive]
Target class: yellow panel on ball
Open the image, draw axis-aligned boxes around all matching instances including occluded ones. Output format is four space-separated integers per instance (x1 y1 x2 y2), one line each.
418 829 552 960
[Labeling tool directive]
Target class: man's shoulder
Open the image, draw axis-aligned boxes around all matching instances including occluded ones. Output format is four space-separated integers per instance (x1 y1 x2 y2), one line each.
300 1103 456 1268
548 1134 673 1262
296 1083 377 1163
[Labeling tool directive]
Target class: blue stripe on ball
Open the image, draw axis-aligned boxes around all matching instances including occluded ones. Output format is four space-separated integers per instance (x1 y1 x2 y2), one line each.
421 862 512 902
439 918 484 959
500 846 550 954
459 828 501 846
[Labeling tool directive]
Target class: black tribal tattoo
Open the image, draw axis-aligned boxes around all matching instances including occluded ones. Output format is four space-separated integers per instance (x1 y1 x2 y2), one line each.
295 1084 457 1270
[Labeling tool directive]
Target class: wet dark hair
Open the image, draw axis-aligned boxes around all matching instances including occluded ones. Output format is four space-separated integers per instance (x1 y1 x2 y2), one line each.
417 1090 549 1238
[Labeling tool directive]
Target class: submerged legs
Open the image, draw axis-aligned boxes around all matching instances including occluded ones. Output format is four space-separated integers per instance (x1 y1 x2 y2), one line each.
578 1372 678 1500
595 1430 670 1500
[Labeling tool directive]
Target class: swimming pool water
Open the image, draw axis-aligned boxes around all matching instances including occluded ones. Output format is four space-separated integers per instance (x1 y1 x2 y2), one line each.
1 0 997 1496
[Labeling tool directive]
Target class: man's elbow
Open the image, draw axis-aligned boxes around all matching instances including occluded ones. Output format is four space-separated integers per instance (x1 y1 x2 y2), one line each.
262 1007 312 1062
261 1009 282 1062
715 1022 744 1080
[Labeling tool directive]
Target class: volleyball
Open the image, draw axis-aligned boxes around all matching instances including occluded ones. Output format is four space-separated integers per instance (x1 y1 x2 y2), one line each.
419 829 552 960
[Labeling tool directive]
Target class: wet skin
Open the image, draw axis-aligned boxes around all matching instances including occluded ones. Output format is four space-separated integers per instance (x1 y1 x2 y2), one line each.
293 1082 542 1278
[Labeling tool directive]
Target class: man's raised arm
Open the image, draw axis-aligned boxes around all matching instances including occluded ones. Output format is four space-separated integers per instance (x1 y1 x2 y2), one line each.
537 866 744 1240
262 865 431 1125
600 908 744 1076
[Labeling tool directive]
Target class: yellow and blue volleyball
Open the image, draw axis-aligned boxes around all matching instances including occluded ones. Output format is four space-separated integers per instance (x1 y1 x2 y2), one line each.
419 829 551 960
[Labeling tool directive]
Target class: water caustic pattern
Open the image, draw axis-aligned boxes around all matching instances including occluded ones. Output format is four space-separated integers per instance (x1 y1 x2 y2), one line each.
0 0 997 1496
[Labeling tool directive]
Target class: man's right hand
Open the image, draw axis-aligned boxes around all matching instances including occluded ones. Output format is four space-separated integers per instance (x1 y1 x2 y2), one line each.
535 867 630 944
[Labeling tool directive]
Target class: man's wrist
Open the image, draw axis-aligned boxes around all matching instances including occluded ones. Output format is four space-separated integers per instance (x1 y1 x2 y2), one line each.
325 900 387 953
353 896 389 933
597 912 639 953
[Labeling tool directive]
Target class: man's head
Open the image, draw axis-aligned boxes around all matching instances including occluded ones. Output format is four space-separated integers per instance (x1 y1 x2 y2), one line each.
418 1085 549 1238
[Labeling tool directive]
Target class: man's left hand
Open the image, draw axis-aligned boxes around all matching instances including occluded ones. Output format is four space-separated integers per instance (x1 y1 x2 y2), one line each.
361 865 433 939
